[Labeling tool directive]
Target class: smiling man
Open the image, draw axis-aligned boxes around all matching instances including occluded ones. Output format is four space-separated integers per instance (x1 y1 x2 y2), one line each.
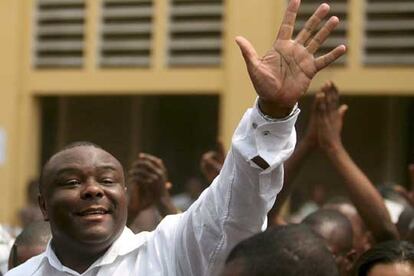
6 0 346 275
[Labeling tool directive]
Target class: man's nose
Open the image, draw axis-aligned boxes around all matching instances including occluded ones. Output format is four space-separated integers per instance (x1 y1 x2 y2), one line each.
80 180 104 200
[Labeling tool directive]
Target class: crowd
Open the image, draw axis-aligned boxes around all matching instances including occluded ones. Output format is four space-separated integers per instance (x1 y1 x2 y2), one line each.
1 0 414 275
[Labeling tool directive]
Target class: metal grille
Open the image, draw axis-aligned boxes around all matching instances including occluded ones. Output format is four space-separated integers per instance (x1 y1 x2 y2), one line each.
294 0 348 65
34 0 85 68
168 0 224 67
100 0 154 67
365 0 414 65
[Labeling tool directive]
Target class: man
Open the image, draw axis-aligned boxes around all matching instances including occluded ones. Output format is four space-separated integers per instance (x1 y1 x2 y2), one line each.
302 209 355 275
6 0 345 274
8 221 51 269
221 224 339 276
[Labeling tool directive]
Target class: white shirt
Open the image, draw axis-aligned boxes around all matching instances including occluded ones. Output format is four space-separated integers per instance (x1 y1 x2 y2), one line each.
6 104 299 276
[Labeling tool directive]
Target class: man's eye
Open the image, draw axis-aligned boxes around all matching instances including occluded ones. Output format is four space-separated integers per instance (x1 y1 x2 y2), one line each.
64 179 81 186
101 178 115 185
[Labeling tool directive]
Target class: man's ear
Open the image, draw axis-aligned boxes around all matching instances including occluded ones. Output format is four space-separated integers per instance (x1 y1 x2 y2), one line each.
38 193 49 221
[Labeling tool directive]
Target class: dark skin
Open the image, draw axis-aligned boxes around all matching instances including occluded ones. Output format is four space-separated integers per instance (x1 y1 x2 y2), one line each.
236 0 346 118
315 82 399 243
202 0 346 189
127 153 177 232
200 141 226 184
39 145 127 273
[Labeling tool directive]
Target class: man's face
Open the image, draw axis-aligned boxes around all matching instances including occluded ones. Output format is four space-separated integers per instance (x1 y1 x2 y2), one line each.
39 146 127 250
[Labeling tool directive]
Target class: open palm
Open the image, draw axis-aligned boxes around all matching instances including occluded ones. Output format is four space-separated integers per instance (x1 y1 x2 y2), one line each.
236 0 346 117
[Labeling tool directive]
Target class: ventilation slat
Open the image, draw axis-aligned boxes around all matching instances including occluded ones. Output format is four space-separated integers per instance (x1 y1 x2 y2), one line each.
35 57 83 67
168 0 224 67
101 40 151 51
37 41 83 51
37 25 83 36
365 0 414 65
100 56 150 66
366 20 414 31
367 2 414 13
170 38 221 50
34 0 85 68
169 56 221 66
38 9 84 21
38 0 84 4
100 0 154 67
171 5 223 17
170 22 222 33
294 0 348 65
102 7 152 18
366 37 414 48
102 23 152 34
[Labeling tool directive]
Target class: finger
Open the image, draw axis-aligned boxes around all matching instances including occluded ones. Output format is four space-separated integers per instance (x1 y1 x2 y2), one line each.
235 36 260 68
165 181 173 190
315 92 326 112
276 0 301 40
307 16 340 54
295 3 330 44
338 104 348 119
139 153 164 169
323 81 337 111
314 44 346 71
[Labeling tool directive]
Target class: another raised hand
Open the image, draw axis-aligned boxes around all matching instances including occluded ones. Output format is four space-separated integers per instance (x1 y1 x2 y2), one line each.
236 0 346 118
315 84 399 242
127 153 177 227
316 81 348 152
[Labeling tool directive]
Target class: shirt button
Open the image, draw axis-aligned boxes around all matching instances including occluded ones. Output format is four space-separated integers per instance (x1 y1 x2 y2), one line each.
252 122 258 129
263 130 270 136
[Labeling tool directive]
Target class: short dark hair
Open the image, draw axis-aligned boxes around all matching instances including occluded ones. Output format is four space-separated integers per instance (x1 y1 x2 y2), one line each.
354 240 414 276
302 209 353 256
39 141 105 195
225 224 339 276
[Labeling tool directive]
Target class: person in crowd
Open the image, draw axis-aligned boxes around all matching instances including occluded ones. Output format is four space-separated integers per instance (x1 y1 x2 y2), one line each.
302 209 355 275
396 206 414 243
127 153 177 233
6 0 346 274
324 197 373 258
19 180 44 228
354 240 414 276
221 224 339 276
269 82 399 244
7 221 51 270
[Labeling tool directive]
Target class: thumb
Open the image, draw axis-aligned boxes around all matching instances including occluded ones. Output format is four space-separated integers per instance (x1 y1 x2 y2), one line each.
235 36 259 68
338 104 348 118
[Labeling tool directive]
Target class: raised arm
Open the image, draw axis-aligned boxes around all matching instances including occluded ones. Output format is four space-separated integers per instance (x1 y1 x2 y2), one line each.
268 94 318 226
155 1 346 274
316 81 399 242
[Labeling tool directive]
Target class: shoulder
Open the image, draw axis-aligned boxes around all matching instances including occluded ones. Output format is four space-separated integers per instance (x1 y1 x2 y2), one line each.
5 253 46 276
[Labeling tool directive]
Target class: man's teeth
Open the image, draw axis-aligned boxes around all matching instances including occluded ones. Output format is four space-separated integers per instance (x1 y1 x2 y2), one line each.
82 210 106 215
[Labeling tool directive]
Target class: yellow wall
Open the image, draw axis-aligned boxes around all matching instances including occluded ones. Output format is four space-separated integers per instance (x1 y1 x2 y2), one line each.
0 0 413 224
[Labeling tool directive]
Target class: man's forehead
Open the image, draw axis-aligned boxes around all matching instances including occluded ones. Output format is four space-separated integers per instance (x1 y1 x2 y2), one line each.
45 146 123 173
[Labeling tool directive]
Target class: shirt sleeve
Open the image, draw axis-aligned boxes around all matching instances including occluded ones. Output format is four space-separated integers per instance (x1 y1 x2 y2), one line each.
159 103 299 276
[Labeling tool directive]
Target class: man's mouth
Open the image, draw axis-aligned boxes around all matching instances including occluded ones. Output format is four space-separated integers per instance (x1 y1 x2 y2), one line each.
77 207 111 216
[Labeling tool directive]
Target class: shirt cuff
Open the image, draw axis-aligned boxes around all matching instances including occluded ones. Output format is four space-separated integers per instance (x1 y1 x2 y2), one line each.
255 98 299 122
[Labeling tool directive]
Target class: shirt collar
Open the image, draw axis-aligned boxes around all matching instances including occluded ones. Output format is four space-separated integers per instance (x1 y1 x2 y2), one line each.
44 227 147 275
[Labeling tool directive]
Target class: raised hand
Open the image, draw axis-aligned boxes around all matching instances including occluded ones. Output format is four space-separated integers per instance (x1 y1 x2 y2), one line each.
315 81 348 152
236 0 346 118
127 153 170 211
